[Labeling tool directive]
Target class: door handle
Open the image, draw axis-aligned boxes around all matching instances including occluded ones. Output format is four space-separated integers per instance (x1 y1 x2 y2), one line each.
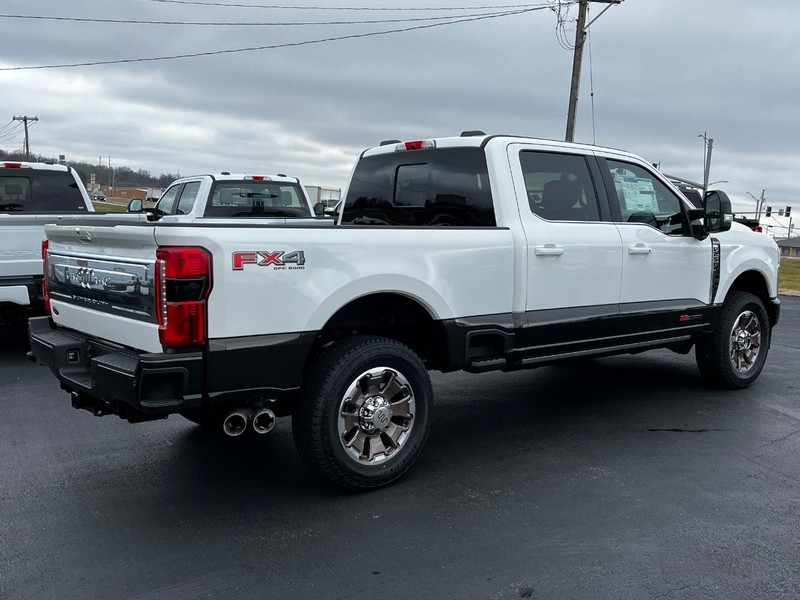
533 244 565 256
627 243 652 255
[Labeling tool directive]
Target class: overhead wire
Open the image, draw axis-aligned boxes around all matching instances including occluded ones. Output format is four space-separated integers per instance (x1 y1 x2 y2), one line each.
549 0 574 50
0 10 540 26
142 0 561 11
0 7 547 71
0 120 20 135
0 123 24 143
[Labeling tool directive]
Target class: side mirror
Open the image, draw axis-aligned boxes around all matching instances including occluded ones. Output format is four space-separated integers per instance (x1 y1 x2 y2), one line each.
704 190 733 233
127 198 143 213
313 202 325 217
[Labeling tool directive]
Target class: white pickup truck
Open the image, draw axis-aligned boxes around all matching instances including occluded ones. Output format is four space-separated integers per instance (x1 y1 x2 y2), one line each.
0 161 97 321
29 133 780 489
128 172 327 223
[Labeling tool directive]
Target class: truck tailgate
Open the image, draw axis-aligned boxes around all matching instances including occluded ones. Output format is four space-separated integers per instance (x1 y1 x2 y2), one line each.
45 223 162 353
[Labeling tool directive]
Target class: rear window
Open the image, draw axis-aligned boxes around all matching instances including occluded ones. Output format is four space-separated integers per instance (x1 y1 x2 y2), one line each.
341 147 495 227
0 170 87 213
204 181 310 218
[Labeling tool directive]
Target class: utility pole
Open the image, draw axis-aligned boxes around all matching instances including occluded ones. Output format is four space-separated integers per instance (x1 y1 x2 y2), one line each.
565 1 588 143
701 134 713 198
746 189 766 220
564 0 622 142
12 115 39 160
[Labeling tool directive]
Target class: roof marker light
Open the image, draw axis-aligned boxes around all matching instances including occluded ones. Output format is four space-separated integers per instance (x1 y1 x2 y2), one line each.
395 140 436 152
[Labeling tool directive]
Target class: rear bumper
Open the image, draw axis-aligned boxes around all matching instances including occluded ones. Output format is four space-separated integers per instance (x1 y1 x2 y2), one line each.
28 316 203 421
0 276 42 306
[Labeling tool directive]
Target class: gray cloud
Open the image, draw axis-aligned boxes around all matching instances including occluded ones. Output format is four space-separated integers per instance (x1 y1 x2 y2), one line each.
1 0 797 213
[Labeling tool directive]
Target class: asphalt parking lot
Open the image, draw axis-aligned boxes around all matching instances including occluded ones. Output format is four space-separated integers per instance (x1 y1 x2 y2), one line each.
1 297 799 600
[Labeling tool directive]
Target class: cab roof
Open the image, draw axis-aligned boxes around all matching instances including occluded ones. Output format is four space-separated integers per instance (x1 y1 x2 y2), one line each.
361 132 639 162
171 173 301 184
1 160 71 172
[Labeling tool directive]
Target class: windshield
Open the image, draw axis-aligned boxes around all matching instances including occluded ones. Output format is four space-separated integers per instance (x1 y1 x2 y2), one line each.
204 181 311 218
0 171 87 213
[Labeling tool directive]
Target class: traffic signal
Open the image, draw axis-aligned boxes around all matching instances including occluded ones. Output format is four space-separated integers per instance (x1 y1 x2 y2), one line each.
786 206 792 217
766 206 772 217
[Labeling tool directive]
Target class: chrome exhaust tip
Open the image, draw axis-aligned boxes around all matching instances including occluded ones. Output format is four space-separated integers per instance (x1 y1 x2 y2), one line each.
222 409 249 437
252 408 276 435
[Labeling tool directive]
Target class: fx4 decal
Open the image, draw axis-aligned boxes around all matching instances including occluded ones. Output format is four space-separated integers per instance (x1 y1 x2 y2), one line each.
232 251 306 270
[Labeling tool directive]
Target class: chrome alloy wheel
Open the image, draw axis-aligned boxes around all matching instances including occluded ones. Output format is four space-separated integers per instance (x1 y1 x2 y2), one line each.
337 367 415 465
729 310 761 373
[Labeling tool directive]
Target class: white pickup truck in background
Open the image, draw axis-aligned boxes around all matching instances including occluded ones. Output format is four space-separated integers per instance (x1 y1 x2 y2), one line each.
29 133 780 489
128 172 328 223
0 161 98 321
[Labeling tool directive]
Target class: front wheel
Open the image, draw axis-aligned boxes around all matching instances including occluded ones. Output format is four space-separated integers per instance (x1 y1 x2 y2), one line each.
696 291 771 389
292 336 433 490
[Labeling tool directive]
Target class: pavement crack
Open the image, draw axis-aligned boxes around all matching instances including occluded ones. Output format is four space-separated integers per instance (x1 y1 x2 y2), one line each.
647 428 729 433
653 583 694 600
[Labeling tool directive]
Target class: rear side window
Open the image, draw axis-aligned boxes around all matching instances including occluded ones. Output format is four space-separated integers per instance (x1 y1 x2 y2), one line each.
520 151 600 222
176 181 201 215
205 182 310 218
0 171 87 213
341 147 495 226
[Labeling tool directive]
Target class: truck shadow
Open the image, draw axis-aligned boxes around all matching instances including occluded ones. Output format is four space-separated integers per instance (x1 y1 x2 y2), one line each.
162 352 715 494
54 350 761 539
0 321 29 351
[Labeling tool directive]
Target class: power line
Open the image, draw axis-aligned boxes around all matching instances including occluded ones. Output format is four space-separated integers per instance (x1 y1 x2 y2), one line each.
0 120 21 135
0 123 24 143
0 10 539 26
142 0 561 10
0 7 544 72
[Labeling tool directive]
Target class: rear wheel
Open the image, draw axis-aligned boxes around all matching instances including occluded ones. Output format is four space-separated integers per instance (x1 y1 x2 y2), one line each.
292 336 433 490
696 291 770 389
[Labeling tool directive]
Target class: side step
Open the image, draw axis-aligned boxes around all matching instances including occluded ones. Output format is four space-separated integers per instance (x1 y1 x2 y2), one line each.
466 357 507 373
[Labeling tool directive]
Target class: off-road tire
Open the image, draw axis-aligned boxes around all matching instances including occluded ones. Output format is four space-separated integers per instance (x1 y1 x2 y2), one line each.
292 335 433 490
696 291 770 389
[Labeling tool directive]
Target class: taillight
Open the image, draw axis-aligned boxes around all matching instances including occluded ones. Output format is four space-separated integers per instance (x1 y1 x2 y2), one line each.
753 225 763 233
155 247 212 348
41 239 51 313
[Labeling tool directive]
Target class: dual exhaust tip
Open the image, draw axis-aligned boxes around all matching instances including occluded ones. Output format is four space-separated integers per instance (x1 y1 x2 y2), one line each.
222 407 276 437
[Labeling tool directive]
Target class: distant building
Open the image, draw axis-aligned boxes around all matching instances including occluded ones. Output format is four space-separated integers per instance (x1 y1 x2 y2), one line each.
776 237 800 258
98 186 146 200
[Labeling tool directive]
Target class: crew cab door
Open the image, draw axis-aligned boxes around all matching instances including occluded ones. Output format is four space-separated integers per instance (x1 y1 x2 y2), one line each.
507 144 623 354
596 156 714 334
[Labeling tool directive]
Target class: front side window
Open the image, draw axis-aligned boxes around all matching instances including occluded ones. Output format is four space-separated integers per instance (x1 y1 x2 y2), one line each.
342 148 495 227
607 160 688 235
519 151 600 222
156 184 181 215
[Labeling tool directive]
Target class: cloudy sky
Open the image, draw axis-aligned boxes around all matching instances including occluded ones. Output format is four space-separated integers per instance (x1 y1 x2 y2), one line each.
0 0 797 220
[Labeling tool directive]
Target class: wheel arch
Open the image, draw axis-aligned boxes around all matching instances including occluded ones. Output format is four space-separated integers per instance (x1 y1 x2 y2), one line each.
719 268 778 326
312 291 451 372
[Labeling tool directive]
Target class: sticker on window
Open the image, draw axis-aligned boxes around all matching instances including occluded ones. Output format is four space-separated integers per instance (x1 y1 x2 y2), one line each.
614 172 658 212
